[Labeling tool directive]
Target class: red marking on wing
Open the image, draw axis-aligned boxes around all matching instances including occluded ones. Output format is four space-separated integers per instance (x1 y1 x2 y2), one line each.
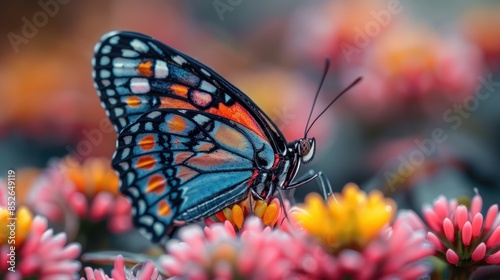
177 166 198 182
207 102 266 140
157 200 171 216
173 152 194 165
146 174 167 194
246 170 260 187
136 155 156 170
190 90 212 107
137 61 153 76
186 150 237 169
271 154 280 169
138 135 156 151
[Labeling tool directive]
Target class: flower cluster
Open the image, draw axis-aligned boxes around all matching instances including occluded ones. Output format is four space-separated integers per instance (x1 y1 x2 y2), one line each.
0 206 81 279
420 194 500 277
27 156 133 238
295 183 433 279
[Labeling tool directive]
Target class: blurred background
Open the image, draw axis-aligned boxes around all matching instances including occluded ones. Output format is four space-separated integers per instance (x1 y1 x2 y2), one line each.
1 0 499 213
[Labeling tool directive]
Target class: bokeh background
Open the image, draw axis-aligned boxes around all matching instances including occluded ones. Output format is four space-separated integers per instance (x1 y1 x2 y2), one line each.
1 0 499 219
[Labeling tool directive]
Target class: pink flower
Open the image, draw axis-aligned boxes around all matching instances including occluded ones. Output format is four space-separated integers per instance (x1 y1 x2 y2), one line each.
82 255 164 280
421 193 500 273
160 217 335 279
323 212 433 280
27 157 133 239
0 215 81 279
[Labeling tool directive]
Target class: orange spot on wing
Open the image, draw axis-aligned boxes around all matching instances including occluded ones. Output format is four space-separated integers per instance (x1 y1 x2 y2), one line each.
126 96 141 108
136 156 156 170
137 61 153 76
160 97 197 110
146 174 167 194
168 115 187 133
138 135 156 151
207 103 266 139
170 84 189 98
158 200 171 216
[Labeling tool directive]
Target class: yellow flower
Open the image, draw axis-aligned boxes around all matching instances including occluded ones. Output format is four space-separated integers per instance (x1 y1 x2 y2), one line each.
215 197 281 230
60 156 119 196
295 183 396 253
0 206 33 248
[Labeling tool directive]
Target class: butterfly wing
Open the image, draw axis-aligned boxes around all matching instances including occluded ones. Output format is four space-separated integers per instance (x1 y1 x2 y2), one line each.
113 108 275 242
92 31 287 153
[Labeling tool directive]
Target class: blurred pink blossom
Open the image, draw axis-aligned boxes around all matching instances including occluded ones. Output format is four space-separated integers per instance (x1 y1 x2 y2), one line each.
160 217 335 279
81 255 164 280
416 193 500 276
0 216 81 279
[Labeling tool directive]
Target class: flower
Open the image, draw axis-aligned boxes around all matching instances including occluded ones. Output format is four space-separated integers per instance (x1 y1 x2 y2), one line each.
295 183 396 252
294 184 433 279
421 193 500 275
0 210 81 279
27 156 133 237
330 213 433 280
82 255 165 280
341 24 484 123
160 217 335 279
207 196 289 231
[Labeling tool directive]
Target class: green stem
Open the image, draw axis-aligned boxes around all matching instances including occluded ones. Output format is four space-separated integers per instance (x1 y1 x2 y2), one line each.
449 267 471 280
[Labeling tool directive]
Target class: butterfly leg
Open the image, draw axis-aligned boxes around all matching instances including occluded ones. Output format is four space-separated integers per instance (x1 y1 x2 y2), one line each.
287 170 333 200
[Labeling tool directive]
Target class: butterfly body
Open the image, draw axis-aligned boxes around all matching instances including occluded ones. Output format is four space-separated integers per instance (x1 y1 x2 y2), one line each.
93 31 315 242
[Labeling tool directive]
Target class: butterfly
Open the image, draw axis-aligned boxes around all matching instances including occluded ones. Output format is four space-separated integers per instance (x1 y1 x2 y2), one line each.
92 31 359 242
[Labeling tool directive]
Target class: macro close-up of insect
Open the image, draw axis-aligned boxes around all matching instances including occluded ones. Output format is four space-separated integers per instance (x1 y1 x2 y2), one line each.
93 31 360 242
1 1 500 279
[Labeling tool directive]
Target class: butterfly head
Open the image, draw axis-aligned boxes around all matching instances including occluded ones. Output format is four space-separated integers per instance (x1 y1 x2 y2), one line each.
298 138 315 164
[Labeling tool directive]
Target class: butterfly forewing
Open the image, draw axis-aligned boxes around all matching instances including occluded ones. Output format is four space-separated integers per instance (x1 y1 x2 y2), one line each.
92 31 285 148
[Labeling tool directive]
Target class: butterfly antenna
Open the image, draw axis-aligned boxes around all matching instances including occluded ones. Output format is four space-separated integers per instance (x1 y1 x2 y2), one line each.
304 58 331 138
304 77 362 137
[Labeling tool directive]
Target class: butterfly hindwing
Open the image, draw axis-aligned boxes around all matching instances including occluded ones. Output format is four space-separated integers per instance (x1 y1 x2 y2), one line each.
113 108 275 242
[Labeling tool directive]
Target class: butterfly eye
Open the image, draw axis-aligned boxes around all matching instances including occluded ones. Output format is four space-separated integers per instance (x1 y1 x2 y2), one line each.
299 138 315 164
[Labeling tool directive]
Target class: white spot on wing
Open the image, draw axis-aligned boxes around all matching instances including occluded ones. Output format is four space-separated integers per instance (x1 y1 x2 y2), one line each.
172 55 187 65
109 36 120 45
123 135 133 144
130 78 150 93
100 56 110 65
130 39 149 53
199 80 216 93
114 107 124 116
147 111 161 119
102 45 112 54
145 122 153 131
122 49 139 58
129 123 140 133
121 147 130 159
153 222 165 236
193 114 210 124
154 60 169 78
119 118 127 128
200 68 211 77
106 89 115 96
100 70 111 78
137 200 147 215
